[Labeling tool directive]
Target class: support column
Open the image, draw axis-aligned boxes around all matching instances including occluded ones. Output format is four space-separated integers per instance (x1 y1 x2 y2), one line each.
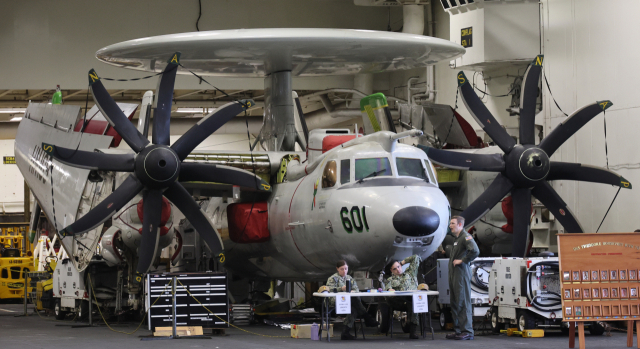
263 71 296 151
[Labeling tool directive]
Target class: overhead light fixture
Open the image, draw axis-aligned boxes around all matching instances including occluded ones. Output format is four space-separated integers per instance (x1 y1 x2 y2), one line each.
10 116 23 122
0 108 26 113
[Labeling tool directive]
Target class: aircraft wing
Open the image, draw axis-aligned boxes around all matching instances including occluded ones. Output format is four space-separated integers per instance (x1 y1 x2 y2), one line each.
15 103 133 272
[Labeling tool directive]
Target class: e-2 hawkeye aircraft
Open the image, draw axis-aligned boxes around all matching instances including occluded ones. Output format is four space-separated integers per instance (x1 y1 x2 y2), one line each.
15 29 464 291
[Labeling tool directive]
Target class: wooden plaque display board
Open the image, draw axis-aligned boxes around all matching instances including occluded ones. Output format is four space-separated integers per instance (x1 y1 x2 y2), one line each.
558 233 640 349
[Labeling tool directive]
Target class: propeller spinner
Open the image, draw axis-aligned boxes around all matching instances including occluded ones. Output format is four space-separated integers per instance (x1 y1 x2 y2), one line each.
420 55 631 257
42 53 270 278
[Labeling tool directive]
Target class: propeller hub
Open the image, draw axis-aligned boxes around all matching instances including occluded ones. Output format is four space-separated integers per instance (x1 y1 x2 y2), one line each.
135 145 180 188
505 145 550 187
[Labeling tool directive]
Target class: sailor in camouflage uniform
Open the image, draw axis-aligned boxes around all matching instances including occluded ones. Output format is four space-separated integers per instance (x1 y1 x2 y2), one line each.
384 254 421 339
326 260 378 340
446 216 480 340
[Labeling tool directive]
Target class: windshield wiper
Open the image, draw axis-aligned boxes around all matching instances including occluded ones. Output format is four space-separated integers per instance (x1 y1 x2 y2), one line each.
357 169 386 183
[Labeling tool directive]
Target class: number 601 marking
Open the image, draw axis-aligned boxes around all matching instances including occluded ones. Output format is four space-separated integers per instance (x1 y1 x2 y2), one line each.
340 206 370 233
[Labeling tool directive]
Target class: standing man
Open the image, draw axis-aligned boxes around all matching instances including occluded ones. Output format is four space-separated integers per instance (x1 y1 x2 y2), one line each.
385 254 421 339
447 216 480 340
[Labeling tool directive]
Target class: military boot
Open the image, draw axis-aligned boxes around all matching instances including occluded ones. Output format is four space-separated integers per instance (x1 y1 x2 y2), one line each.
341 327 356 340
409 324 419 339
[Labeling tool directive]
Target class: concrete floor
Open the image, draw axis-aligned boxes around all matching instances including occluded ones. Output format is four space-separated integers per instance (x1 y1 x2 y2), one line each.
0 304 634 349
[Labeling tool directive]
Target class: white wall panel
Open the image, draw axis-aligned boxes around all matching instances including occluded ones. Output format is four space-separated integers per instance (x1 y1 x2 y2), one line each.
541 0 640 233
0 140 28 213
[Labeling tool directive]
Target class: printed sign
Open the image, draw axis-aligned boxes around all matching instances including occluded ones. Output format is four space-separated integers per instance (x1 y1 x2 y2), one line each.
335 294 351 314
461 27 473 48
3 156 16 164
413 293 429 313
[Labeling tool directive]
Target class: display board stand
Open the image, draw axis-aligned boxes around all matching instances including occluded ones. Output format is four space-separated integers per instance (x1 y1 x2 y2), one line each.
558 233 640 349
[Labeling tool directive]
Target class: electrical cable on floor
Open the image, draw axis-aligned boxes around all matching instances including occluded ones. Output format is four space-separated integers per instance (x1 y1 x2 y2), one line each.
177 279 289 338
89 274 171 335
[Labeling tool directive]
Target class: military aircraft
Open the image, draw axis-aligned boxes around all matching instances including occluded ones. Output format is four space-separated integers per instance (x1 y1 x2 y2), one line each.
420 56 632 257
15 29 465 290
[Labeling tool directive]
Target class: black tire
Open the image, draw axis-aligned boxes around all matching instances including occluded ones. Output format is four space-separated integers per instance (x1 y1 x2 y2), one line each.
490 308 503 333
560 323 570 335
401 315 411 333
78 300 89 321
54 299 66 320
377 303 390 333
439 307 452 330
517 310 535 332
589 322 605 336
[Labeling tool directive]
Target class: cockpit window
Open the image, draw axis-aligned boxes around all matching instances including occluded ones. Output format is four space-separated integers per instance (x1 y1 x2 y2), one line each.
355 158 392 181
322 160 337 188
396 158 428 181
340 159 350 184
424 160 437 184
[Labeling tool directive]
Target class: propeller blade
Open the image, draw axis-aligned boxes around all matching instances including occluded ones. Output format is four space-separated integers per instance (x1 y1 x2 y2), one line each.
547 161 632 189
42 143 135 172
88 69 149 153
461 173 514 227
179 163 271 192
163 182 223 253
531 181 583 233
171 100 255 160
511 188 532 257
152 53 180 146
457 72 516 153
417 145 504 172
136 189 163 274
60 175 143 236
539 100 613 157
519 55 544 145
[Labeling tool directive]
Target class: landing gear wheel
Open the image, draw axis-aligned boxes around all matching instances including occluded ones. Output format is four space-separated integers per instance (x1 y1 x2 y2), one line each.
517 310 535 332
491 309 503 333
401 315 411 333
78 300 89 321
560 323 570 335
54 299 67 320
377 303 390 334
439 308 452 330
589 322 605 336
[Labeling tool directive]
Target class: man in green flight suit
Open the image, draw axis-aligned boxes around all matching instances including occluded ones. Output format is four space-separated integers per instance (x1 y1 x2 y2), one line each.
446 216 480 340
384 254 421 339
326 260 378 340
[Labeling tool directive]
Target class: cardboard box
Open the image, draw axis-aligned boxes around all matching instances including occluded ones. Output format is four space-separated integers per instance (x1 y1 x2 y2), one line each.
291 324 333 338
154 326 204 337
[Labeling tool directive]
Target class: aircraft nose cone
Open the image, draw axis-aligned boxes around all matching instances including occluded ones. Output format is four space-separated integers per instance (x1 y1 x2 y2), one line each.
392 206 440 237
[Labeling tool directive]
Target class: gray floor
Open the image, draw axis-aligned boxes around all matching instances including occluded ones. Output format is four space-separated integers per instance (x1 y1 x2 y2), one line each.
0 304 634 349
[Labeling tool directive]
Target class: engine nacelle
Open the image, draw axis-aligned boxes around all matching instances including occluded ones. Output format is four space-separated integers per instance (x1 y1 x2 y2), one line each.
112 195 176 258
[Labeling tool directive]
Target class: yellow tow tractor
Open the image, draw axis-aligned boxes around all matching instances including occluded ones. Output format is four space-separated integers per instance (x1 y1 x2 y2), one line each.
0 226 35 303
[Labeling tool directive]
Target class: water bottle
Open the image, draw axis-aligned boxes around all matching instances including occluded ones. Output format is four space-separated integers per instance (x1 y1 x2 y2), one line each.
346 279 351 293
52 85 62 105
311 323 319 340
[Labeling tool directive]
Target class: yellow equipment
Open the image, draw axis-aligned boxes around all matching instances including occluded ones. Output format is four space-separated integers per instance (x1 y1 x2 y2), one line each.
500 328 544 338
0 256 35 301
0 225 35 302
